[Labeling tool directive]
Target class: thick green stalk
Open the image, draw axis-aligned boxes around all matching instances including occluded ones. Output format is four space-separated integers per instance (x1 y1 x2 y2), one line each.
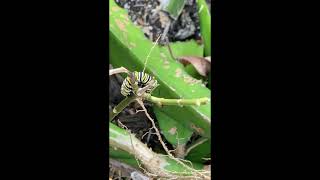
110 91 208 121
110 95 136 120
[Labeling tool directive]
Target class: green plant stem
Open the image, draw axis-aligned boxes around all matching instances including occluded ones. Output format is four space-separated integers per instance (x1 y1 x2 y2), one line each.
110 93 209 121
144 94 209 106
110 95 136 120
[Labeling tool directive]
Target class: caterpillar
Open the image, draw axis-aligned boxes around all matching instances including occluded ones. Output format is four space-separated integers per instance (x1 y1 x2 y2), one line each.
120 71 158 96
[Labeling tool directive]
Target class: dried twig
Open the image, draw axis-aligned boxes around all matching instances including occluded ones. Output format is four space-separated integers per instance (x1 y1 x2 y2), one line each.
109 67 130 76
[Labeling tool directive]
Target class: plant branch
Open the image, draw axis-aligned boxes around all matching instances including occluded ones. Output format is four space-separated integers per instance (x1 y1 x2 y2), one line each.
144 94 209 106
110 95 137 120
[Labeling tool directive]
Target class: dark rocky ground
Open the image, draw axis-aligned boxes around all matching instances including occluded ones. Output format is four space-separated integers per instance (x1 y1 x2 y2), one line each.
115 0 203 45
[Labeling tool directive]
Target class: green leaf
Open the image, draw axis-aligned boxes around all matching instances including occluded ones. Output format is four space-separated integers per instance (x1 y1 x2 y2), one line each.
154 107 193 146
109 146 134 159
185 137 211 163
196 0 211 56
110 147 140 168
184 64 204 80
110 0 211 138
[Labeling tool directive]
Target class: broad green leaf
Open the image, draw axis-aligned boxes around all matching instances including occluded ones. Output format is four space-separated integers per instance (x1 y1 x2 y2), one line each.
185 137 211 163
154 107 193 146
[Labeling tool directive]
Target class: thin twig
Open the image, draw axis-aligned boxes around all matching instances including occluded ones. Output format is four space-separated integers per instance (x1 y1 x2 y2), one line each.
166 36 177 60
143 34 162 73
109 67 130 76
185 137 209 156
161 21 171 43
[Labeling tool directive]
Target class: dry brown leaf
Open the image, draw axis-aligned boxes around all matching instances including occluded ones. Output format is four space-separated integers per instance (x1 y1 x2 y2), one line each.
177 56 211 77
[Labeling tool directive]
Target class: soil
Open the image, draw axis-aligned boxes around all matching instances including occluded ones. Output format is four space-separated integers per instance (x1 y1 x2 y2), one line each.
115 0 204 45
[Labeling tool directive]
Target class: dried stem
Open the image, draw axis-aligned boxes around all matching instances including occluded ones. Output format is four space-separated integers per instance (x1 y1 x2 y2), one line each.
143 34 162 73
109 67 130 76
185 137 209 156
166 36 177 60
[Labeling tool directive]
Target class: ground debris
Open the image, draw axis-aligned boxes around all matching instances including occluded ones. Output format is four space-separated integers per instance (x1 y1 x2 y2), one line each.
115 0 202 45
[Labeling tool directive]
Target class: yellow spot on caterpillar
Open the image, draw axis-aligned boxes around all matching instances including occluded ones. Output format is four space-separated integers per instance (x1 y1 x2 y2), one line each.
113 109 118 113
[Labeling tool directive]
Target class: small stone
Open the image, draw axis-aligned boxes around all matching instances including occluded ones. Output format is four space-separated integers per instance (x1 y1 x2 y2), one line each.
124 3 129 9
